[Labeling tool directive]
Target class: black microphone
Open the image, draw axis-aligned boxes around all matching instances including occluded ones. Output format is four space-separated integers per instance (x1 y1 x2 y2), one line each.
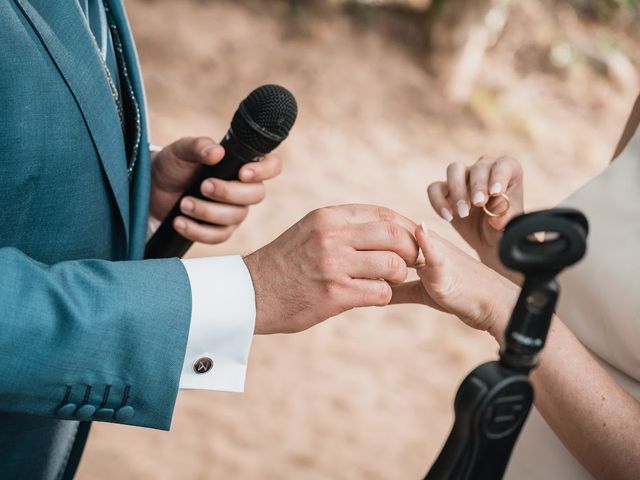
145 85 298 259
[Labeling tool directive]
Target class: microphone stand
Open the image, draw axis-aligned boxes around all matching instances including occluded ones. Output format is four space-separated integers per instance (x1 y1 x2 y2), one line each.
424 208 589 480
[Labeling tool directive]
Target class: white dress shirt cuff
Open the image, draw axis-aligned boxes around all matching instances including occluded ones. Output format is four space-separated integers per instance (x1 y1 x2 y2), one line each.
179 256 256 392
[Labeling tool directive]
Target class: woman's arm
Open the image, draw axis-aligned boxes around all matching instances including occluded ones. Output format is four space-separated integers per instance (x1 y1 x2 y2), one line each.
489 301 640 479
394 225 640 480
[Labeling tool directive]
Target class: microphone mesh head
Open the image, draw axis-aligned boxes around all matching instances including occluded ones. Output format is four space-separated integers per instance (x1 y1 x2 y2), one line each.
231 85 298 153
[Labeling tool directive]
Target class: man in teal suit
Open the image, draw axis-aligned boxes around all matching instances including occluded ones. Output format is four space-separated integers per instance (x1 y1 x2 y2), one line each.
0 1 421 478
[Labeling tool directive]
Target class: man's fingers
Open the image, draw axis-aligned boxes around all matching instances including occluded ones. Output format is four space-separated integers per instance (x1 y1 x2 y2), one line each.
427 181 453 222
347 251 408 284
345 279 393 308
239 153 283 182
334 204 418 237
173 216 237 244
468 156 493 206
200 178 266 206
180 197 248 226
446 161 470 219
488 156 521 196
346 221 419 266
170 136 225 165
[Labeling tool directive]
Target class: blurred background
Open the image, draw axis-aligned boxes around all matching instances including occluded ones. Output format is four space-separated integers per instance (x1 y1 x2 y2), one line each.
77 0 639 478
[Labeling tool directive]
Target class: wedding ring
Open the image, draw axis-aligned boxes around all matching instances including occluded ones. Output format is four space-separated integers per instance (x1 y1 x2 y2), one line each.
482 193 510 217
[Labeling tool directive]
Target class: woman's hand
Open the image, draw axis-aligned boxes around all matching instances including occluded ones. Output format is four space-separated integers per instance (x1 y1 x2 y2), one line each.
149 136 282 245
427 156 524 259
392 223 518 337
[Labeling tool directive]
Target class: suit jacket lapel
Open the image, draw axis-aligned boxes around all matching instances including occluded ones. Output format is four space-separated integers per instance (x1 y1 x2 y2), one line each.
105 0 152 259
14 0 130 244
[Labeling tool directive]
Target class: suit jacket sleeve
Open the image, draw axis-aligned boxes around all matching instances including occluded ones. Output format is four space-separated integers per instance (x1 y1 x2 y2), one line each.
0 246 192 430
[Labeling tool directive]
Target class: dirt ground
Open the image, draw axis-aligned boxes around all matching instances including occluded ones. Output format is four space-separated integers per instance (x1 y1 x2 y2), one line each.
76 1 639 479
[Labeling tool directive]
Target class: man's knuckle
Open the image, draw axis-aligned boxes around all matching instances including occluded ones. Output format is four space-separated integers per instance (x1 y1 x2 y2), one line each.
385 221 402 241
386 253 401 272
313 229 336 252
308 207 332 224
376 206 395 223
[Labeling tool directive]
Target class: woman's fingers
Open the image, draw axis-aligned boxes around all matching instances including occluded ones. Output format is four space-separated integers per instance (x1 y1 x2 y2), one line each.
427 181 454 222
468 156 494 206
488 156 521 196
416 223 445 271
446 162 470 218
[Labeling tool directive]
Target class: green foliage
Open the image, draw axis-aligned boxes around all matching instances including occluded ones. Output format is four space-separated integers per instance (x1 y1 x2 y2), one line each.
568 0 639 19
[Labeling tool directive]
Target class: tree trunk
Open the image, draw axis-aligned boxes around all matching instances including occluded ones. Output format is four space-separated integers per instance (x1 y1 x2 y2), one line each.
424 0 509 104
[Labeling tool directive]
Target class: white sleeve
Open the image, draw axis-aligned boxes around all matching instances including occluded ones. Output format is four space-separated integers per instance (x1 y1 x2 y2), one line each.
178 255 256 392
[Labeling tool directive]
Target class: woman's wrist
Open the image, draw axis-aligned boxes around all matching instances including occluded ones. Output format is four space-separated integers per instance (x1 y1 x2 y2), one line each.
476 246 524 287
485 275 519 345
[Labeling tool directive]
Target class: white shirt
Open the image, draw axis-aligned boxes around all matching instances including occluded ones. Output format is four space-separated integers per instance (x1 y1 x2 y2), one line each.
146 216 255 393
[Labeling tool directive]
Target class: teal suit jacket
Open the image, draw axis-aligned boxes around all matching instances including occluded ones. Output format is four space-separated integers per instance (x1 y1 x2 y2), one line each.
0 1 192 478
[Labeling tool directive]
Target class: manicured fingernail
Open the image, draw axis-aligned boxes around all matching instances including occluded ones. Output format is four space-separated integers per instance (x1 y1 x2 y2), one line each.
472 191 485 205
420 221 428 233
202 181 215 194
489 183 503 195
175 218 187 230
181 198 194 212
440 208 453 222
242 169 255 181
456 200 469 218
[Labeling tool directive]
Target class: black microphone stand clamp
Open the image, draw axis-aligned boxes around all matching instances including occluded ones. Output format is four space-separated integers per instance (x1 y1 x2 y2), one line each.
424 208 588 480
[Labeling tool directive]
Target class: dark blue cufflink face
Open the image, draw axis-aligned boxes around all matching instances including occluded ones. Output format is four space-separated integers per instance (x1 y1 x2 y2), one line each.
114 405 135 422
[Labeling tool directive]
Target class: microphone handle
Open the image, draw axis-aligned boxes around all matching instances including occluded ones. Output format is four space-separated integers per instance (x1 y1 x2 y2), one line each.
145 131 264 259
